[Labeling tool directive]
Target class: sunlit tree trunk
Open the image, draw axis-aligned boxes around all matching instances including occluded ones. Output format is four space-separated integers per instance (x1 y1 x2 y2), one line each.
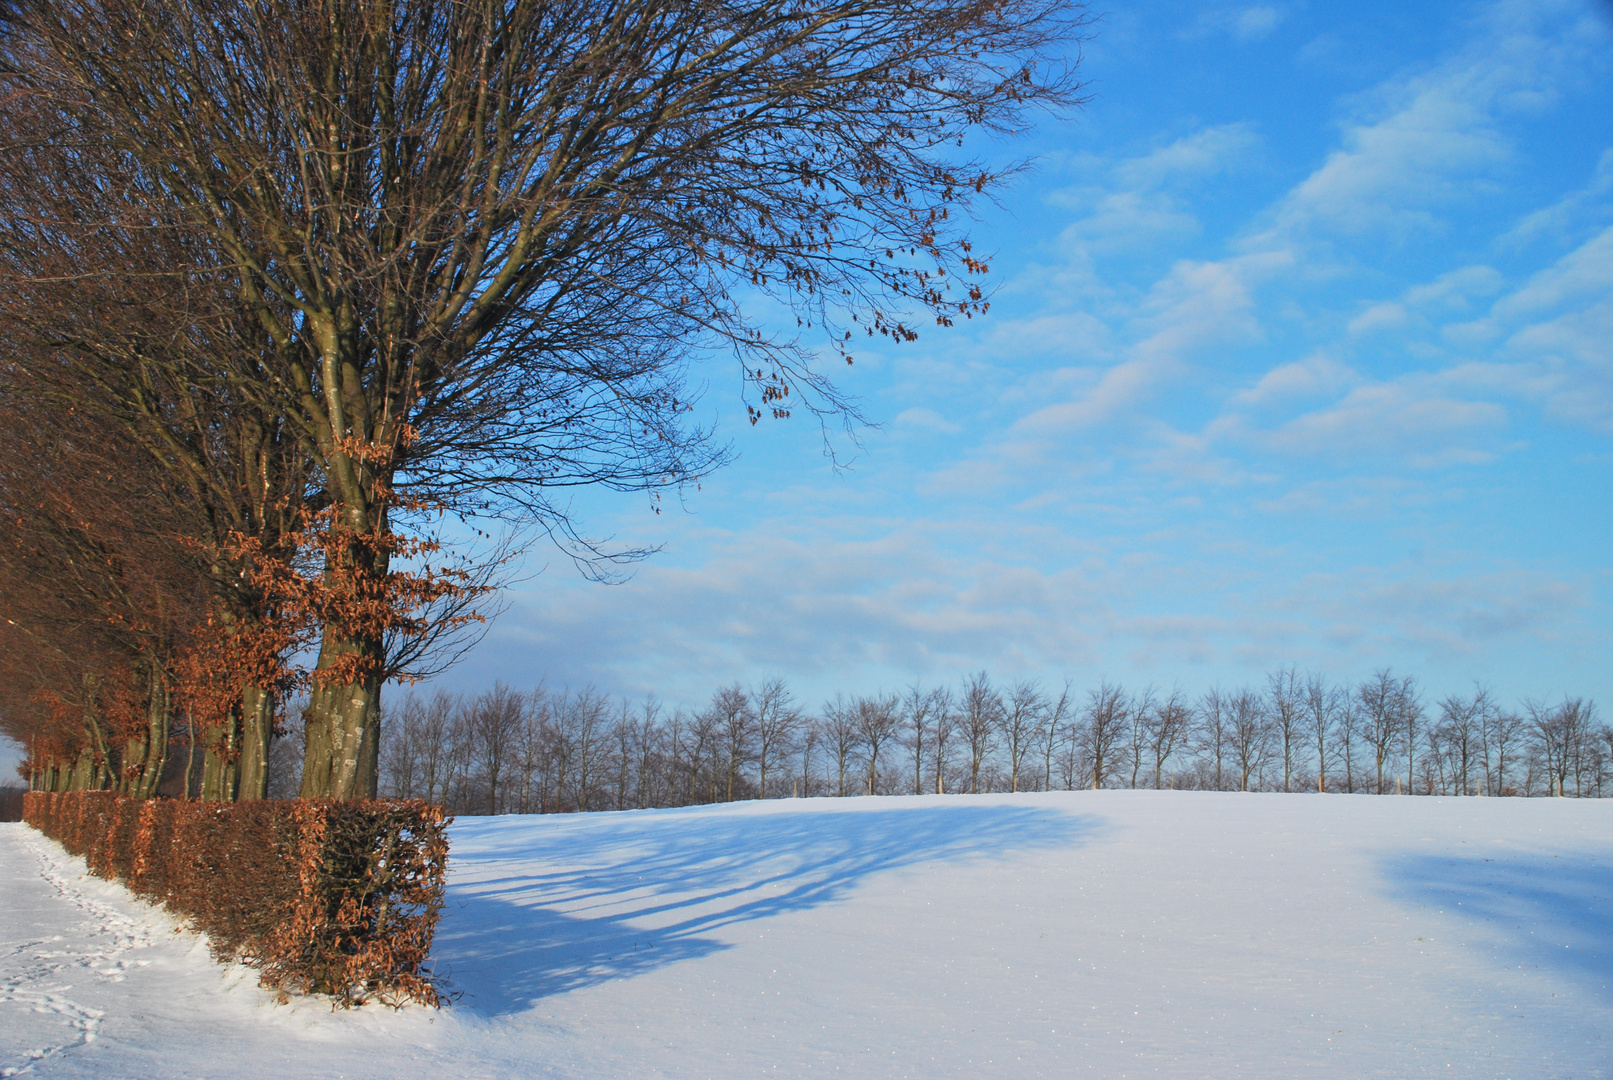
236 685 275 801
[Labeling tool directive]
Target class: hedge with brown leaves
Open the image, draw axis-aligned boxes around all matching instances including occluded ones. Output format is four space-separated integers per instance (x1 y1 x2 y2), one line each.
22 791 448 1006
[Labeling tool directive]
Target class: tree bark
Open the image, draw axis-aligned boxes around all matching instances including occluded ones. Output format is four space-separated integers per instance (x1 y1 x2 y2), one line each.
121 658 170 799
236 684 275 801
200 713 239 802
299 630 382 799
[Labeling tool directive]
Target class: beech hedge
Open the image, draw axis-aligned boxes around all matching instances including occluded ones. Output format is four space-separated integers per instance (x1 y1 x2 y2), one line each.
22 791 449 1006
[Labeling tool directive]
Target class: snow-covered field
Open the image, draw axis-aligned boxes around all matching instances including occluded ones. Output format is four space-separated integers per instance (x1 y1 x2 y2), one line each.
2 791 1609 1078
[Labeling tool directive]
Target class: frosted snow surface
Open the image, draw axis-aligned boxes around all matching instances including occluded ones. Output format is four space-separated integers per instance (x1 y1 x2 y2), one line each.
2 791 1609 1078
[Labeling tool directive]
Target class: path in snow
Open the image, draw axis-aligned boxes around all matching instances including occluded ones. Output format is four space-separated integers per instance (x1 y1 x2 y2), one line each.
1 792 1611 1078
0 827 135 1076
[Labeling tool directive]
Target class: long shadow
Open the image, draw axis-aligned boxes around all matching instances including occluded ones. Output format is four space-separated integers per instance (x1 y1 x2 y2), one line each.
1383 849 1613 1000
432 800 1096 1017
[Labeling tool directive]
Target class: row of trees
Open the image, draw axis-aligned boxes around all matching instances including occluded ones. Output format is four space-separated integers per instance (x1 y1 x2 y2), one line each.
352 670 1609 816
1 0 1085 797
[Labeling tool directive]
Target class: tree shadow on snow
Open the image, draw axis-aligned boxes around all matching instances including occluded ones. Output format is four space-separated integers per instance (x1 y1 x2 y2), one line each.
1383 849 1613 1000
432 801 1096 1017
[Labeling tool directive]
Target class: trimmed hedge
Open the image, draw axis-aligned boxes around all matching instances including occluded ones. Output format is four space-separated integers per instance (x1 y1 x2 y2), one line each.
23 791 449 1006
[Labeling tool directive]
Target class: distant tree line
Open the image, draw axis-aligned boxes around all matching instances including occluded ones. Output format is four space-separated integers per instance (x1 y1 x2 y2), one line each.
261 670 1610 811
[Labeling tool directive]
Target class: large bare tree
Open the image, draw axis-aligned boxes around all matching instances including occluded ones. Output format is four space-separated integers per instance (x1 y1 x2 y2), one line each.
3 0 1086 795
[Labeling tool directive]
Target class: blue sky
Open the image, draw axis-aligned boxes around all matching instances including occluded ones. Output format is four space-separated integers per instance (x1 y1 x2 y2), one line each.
2 0 1608 781
443 0 1613 715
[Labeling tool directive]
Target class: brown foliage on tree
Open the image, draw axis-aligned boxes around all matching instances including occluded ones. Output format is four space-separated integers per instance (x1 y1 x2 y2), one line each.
0 389 210 794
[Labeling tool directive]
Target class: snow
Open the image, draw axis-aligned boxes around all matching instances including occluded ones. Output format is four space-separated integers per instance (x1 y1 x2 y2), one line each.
2 791 1610 1078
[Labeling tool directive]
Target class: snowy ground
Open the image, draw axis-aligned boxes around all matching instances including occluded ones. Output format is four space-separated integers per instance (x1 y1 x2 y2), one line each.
1 791 1609 1079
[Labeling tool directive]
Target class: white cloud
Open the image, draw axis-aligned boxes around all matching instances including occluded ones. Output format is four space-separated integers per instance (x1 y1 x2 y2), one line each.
1216 358 1515 468
1499 147 1613 249
1347 302 1410 336
470 519 1129 701
460 513 1597 706
1053 190 1201 253
1445 226 1613 432
1131 256 1274 355
1491 224 1613 320
1268 565 1587 664
1234 353 1360 406
1245 4 1595 248
1011 355 1179 434
1010 254 1276 436
1404 265 1506 311
1234 6 1287 41
1048 124 1261 256
1251 475 1420 517
1265 89 1508 240
1257 380 1508 466
1188 5 1289 43
1111 124 1262 190
892 407 961 434
1346 265 1503 335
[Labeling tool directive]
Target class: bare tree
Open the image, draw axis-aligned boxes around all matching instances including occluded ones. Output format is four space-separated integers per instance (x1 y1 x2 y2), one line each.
856 693 901 796
822 696 864 798
753 678 801 800
1042 681 1074 791
1530 697 1594 797
797 716 822 799
1304 674 1342 793
903 684 942 796
931 688 958 795
1123 686 1155 790
1266 668 1304 793
1401 677 1424 794
1002 680 1047 793
1228 689 1270 793
513 688 553 813
1436 687 1491 796
366 671 1611 816
1146 688 1191 790
556 688 610 811
5 0 1088 797
611 700 636 811
1337 698 1361 793
703 684 755 802
1358 670 1406 795
380 694 423 799
1481 706 1524 796
633 699 665 809
471 683 525 814
960 672 1002 794
1196 688 1232 792
1079 681 1128 791
1572 701 1602 796
440 700 477 811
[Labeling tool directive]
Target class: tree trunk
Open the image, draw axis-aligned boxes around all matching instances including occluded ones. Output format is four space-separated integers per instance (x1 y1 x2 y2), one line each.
123 659 170 799
236 684 275 800
66 747 94 790
299 630 382 799
200 710 240 801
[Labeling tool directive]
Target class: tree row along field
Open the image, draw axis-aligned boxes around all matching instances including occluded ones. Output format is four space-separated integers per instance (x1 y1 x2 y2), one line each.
257 670 1606 814
0 0 1088 802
